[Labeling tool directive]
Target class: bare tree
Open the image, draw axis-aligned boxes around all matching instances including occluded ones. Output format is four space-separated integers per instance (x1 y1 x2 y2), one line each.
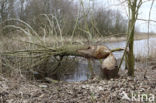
0 0 128 37
119 0 143 76
0 0 8 22
8 0 15 18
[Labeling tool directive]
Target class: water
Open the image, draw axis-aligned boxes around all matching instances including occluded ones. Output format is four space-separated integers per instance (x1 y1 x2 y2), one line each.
61 38 156 82
106 38 156 59
60 58 101 82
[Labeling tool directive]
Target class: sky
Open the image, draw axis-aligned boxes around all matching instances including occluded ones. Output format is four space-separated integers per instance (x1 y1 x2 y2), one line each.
75 0 156 33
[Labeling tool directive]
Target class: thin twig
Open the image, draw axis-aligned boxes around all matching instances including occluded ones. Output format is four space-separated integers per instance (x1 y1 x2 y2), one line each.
144 0 155 79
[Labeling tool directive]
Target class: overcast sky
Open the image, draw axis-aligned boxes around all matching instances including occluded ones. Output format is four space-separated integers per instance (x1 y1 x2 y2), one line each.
76 0 156 33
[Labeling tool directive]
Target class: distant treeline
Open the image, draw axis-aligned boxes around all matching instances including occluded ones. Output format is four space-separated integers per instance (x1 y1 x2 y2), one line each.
0 0 128 37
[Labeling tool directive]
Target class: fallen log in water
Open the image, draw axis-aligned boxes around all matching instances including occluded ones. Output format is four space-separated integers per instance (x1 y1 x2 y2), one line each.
1 44 124 79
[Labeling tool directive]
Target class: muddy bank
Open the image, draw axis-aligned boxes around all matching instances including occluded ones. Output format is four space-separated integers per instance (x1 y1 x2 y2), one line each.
0 61 155 103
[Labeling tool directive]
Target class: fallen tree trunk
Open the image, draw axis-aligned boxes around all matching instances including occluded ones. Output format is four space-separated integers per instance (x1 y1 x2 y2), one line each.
1 45 123 59
1 44 124 79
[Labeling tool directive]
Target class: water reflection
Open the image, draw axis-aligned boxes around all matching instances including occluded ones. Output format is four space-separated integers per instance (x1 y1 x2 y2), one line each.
60 59 101 82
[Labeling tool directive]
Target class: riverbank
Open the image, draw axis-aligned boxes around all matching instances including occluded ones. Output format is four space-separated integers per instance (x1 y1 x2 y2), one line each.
0 33 156 46
0 34 156 102
0 61 155 102
101 33 156 42
39 33 156 45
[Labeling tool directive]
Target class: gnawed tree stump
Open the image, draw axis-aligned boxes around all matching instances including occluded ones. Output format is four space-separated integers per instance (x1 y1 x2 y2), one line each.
77 45 119 79
101 53 118 79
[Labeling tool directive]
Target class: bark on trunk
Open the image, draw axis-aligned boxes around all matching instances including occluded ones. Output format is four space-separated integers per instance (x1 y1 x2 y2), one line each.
127 1 137 76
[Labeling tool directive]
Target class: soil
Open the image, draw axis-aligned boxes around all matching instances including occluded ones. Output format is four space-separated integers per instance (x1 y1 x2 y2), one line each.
0 61 156 103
